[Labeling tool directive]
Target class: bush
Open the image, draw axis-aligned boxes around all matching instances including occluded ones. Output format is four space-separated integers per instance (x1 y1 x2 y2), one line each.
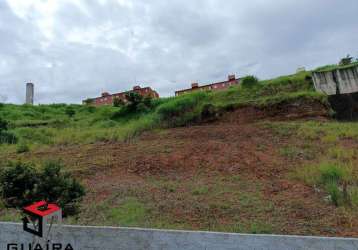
156 92 208 126
0 162 39 207
319 163 347 185
16 143 30 154
0 131 17 144
37 161 85 215
65 106 75 118
113 97 124 107
200 103 221 121
126 92 143 112
0 117 8 132
136 103 150 113
326 182 343 206
241 75 259 88
0 161 85 216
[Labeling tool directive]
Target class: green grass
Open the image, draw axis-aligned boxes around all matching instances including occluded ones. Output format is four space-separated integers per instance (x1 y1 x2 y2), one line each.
192 186 209 196
0 71 325 150
107 198 148 226
313 62 358 73
292 162 355 206
264 120 358 142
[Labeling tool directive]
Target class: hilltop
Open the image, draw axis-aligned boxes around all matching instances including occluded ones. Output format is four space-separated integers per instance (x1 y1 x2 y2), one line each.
1 71 358 236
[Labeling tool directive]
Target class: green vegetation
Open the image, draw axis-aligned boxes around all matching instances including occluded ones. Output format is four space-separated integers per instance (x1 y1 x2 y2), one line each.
107 198 148 226
241 75 259 88
0 161 85 215
313 61 358 73
266 119 358 209
292 162 355 207
16 143 30 154
2 67 358 235
0 117 17 144
0 71 323 150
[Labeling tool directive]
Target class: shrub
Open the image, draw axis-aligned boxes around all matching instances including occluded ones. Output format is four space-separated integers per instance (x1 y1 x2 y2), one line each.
37 161 85 215
82 98 94 105
65 106 76 118
0 117 8 132
241 75 259 88
0 118 17 144
0 161 85 216
136 103 150 113
156 92 208 126
339 55 353 66
326 182 343 206
126 92 143 112
0 162 39 207
319 163 347 185
0 131 17 144
200 103 221 121
293 162 354 207
16 143 30 154
111 94 153 118
113 97 124 107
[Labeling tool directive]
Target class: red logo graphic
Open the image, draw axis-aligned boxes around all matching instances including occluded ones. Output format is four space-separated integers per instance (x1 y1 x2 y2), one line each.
22 201 62 238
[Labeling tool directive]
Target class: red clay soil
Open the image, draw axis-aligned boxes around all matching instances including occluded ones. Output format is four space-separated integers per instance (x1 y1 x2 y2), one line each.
24 104 358 236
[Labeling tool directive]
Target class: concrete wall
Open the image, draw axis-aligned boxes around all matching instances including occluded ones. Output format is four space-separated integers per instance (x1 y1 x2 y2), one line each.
313 65 358 95
1 222 358 250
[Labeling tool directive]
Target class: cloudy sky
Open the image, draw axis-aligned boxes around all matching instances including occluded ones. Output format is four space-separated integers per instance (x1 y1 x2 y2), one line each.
0 0 357 104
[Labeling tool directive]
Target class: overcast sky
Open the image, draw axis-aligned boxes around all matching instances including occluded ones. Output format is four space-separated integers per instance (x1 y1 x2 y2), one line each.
0 0 357 104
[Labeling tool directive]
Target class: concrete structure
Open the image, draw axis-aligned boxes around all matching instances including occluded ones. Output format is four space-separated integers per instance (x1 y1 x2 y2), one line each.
84 85 159 106
1 222 358 250
175 75 240 96
312 64 358 95
25 82 34 105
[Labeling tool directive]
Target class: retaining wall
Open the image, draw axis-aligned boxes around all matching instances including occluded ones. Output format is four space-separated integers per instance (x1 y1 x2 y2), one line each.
1 222 358 250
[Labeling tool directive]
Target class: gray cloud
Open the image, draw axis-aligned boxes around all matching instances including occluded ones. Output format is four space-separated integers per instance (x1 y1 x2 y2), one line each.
0 0 357 104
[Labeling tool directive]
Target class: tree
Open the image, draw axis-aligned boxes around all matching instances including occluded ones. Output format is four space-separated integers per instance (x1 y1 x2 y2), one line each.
241 75 259 88
125 92 143 111
83 98 93 105
65 106 75 118
339 54 353 65
113 97 124 107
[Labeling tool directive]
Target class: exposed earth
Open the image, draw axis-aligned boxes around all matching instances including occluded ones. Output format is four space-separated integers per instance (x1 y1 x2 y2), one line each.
2 102 358 236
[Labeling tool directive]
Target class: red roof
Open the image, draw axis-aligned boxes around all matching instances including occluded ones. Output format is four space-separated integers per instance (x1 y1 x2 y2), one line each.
23 201 61 217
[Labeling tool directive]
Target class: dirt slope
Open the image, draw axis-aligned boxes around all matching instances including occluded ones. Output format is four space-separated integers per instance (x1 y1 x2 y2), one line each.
12 101 358 236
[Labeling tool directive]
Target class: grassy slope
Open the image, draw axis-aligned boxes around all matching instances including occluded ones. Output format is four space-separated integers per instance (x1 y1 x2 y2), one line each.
5 71 358 235
0 71 324 147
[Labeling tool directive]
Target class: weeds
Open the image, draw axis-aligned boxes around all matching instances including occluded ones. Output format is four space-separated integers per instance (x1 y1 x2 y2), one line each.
293 162 356 207
108 198 148 226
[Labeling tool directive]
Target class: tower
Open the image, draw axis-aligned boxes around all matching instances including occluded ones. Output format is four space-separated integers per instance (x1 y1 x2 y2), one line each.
26 82 34 105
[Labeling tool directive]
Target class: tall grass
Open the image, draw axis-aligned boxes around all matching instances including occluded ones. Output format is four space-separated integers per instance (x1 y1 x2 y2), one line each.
0 71 327 146
292 162 356 207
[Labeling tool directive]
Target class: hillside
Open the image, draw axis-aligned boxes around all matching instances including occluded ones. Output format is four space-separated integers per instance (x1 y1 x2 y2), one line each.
1 71 358 236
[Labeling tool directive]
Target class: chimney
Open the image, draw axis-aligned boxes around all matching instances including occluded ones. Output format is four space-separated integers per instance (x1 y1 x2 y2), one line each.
133 86 141 90
25 82 34 105
228 75 236 81
101 92 110 97
191 82 199 88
